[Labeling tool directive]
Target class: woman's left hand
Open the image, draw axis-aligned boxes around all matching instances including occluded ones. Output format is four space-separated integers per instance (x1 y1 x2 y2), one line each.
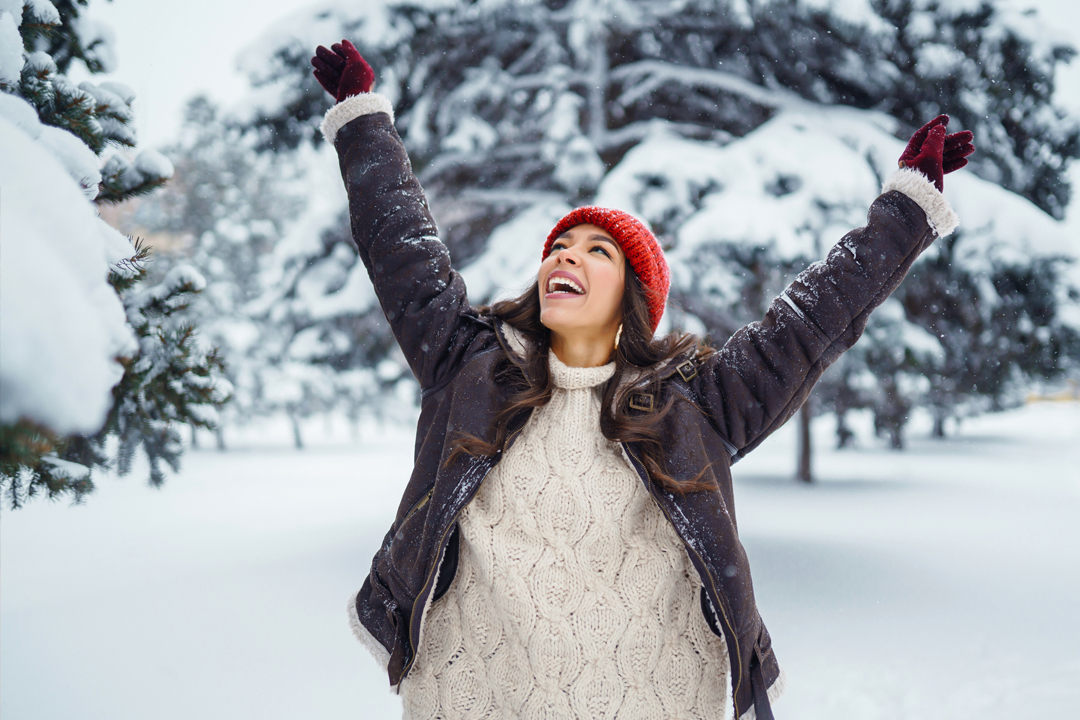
898 114 975 192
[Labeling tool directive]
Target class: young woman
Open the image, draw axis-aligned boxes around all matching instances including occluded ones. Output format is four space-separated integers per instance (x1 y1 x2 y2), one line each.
311 40 974 720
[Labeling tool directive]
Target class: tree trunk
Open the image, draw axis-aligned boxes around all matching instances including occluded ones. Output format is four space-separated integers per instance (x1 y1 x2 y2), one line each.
215 426 227 451
835 411 855 449
290 412 304 450
932 409 947 439
797 401 813 483
587 25 609 148
189 423 200 449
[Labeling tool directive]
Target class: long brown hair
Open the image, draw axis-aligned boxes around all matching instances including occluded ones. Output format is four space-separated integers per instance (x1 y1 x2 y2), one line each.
447 267 718 494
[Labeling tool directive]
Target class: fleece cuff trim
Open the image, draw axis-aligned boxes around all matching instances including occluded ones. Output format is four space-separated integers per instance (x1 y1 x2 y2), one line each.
347 590 391 671
321 92 395 145
881 167 959 238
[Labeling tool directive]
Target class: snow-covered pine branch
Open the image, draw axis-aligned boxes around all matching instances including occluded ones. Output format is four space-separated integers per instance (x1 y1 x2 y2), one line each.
611 59 798 112
0 0 227 507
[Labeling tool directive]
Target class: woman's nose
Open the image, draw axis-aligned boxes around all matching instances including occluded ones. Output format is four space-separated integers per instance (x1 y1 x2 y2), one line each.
558 249 580 265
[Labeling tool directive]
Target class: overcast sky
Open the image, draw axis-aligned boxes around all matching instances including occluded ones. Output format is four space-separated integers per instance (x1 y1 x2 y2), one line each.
74 0 310 147
80 0 1080 151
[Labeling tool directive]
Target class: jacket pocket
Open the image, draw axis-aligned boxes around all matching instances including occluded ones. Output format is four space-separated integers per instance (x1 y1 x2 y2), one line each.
387 488 435 597
396 488 433 534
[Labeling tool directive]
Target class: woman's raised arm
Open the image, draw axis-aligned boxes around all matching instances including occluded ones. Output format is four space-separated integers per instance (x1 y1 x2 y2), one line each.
312 41 491 393
692 116 974 461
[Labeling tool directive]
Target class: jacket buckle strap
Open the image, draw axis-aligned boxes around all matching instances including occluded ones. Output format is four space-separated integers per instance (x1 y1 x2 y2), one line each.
676 359 697 382
629 393 654 412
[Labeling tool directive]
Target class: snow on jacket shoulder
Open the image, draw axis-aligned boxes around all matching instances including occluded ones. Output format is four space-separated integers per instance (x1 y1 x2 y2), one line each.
324 93 955 720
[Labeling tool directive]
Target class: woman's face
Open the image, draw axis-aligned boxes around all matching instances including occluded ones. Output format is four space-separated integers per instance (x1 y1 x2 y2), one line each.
537 223 626 337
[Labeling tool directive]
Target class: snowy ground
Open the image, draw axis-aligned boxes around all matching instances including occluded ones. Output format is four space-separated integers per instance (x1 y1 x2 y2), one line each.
3 401 1078 719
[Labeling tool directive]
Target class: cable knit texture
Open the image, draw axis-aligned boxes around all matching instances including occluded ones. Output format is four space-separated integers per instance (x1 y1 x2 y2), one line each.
401 352 731 719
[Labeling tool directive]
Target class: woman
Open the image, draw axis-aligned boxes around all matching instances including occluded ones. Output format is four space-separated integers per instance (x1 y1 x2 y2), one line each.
311 41 974 720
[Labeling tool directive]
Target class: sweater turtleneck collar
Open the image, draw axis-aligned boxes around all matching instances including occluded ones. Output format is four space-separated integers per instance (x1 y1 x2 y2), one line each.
548 351 616 390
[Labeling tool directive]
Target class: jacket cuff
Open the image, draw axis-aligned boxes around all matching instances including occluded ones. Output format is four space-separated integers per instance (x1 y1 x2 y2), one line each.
347 590 391 670
881 167 959 238
321 92 396 145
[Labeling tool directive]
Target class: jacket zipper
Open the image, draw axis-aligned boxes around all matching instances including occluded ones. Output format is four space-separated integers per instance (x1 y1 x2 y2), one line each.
620 441 744 700
400 421 528 681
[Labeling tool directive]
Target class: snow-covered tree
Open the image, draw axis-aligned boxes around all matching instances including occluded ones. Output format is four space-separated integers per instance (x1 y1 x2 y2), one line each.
244 213 408 448
240 0 1077 212
0 0 228 506
137 96 411 448
899 212 1080 431
133 96 300 446
233 0 1079 473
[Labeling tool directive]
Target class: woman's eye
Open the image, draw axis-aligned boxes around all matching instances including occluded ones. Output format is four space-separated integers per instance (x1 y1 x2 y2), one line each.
592 246 611 257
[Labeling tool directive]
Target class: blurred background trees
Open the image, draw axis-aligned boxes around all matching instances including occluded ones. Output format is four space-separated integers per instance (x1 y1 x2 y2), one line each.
61 0 1080 481
219 0 1079 474
132 95 401 449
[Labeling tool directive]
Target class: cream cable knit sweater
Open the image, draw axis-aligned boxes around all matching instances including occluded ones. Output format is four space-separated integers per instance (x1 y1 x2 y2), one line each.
401 352 732 719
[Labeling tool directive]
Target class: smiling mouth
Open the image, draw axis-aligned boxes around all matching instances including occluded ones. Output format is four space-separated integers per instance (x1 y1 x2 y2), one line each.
546 276 586 297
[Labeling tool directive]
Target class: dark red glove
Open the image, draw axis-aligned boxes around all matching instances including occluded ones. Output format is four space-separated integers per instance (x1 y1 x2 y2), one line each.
311 40 374 103
898 114 975 192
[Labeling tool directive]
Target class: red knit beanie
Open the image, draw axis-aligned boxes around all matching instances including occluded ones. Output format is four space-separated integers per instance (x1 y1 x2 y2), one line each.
544 206 670 333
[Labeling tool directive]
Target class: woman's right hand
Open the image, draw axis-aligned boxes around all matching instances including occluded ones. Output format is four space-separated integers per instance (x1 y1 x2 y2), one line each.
311 40 375 103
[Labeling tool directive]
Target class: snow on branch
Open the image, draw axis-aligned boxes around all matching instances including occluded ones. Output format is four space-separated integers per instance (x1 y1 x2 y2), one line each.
600 119 733 151
612 60 800 112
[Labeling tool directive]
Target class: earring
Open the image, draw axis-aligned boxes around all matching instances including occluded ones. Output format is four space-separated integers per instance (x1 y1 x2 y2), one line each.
614 323 623 350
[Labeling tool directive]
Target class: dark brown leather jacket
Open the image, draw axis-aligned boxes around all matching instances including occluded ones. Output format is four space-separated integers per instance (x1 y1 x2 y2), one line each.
334 109 943 719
